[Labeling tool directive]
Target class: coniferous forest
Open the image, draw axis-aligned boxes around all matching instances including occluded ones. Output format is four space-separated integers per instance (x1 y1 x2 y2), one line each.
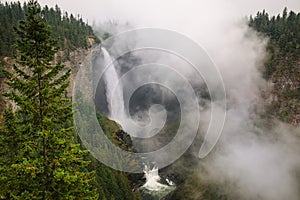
0 0 299 200
249 8 300 124
0 1 99 58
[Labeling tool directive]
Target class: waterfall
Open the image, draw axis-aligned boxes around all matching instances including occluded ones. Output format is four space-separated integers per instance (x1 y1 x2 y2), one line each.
100 47 176 199
143 166 168 191
101 47 125 121
140 165 176 200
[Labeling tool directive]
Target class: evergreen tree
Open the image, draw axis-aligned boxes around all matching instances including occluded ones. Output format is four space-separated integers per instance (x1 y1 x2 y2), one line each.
0 1 97 199
0 1 99 58
249 8 300 124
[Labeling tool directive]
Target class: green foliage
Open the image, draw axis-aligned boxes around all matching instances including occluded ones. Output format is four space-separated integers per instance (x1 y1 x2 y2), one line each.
249 8 300 78
249 8 300 124
0 1 99 59
0 1 97 199
87 113 142 200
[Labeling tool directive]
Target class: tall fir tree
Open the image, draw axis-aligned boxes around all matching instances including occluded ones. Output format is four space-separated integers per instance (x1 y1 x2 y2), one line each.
0 0 98 199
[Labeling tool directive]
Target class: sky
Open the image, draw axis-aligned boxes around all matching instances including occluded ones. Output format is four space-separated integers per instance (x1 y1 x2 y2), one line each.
7 0 300 26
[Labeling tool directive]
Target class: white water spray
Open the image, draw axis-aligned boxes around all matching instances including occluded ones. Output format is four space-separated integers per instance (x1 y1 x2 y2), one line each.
140 165 176 199
143 166 168 191
101 47 125 121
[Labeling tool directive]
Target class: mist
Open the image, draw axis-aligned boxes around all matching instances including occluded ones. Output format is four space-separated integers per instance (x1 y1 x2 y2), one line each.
76 0 300 199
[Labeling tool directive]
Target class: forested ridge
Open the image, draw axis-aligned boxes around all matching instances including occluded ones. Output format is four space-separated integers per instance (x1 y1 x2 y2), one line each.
249 8 300 125
0 1 99 58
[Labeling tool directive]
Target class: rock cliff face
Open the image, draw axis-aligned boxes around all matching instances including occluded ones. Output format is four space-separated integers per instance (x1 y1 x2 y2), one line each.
267 61 300 125
0 38 95 122
54 37 97 96
55 48 92 96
